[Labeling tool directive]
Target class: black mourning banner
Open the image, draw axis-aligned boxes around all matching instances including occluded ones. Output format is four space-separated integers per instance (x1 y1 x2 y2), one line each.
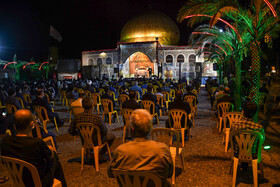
57 59 81 73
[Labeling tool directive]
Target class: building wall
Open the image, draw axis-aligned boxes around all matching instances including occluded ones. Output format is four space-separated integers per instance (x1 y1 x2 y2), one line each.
81 45 205 80
82 50 118 79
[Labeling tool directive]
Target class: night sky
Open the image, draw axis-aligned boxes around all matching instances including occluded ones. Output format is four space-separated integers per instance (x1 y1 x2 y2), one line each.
0 0 190 61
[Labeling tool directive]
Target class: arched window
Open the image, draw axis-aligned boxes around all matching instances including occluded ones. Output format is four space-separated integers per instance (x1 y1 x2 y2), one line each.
88 58 93 66
177 54 184 62
166 55 173 63
189 54 196 63
106 57 112 65
97 58 102 65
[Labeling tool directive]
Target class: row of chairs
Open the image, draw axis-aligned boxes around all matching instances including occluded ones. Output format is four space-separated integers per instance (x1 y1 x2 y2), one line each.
215 102 264 187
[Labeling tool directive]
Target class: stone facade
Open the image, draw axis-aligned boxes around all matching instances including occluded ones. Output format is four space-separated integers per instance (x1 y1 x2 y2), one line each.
81 42 205 80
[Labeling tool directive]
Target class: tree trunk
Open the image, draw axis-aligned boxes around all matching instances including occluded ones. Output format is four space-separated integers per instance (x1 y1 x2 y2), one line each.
235 60 242 111
249 41 261 122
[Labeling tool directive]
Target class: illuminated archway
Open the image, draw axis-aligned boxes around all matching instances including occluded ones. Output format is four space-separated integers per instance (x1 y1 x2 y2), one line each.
122 52 156 78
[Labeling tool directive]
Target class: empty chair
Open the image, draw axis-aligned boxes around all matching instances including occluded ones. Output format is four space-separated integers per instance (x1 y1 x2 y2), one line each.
101 99 119 125
217 102 234 132
222 112 243 152
0 156 62 187
151 128 185 184
229 130 264 187
183 95 197 127
76 122 112 171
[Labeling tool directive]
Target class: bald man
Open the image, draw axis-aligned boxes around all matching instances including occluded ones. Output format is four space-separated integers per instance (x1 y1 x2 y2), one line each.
1 109 67 187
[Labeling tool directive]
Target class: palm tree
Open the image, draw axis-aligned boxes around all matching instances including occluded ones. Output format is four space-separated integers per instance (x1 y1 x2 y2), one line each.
178 0 280 121
189 24 251 110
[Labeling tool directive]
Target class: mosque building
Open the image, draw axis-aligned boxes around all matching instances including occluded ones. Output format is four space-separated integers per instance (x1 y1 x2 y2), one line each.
81 11 217 81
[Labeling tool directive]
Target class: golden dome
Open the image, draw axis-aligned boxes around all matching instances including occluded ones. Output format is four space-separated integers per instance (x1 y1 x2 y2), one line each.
121 11 180 46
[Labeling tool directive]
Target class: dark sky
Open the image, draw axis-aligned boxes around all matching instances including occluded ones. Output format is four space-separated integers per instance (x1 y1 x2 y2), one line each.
0 0 190 61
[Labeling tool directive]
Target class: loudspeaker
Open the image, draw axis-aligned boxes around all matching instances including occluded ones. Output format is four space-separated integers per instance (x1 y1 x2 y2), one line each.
213 63 218 71
114 68 119 73
158 66 162 73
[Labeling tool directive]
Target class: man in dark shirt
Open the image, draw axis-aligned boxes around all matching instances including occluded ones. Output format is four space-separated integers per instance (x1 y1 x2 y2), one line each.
166 90 192 129
142 85 161 115
183 85 198 105
122 91 142 110
1 109 66 187
33 89 64 127
5 87 22 110
69 97 115 158
66 84 78 100
217 87 234 106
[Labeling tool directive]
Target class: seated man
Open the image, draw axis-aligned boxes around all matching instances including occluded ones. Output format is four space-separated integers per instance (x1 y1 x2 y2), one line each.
122 91 142 110
130 81 143 98
142 85 162 117
5 87 22 110
1 109 67 187
71 91 85 108
183 86 198 105
231 101 265 158
33 89 64 127
166 90 192 129
66 84 78 100
107 109 173 186
68 97 115 160
216 87 234 106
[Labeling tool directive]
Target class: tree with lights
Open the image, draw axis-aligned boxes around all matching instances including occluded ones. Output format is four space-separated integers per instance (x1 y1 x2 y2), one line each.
178 0 280 121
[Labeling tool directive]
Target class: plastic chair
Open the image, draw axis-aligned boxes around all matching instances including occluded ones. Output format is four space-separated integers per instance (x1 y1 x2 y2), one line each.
141 100 159 125
222 112 243 152
155 94 164 117
118 94 129 109
61 90 67 106
151 128 185 184
162 91 171 109
99 88 105 96
121 108 133 143
92 93 102 114
217 102 234 132
22 93 32 104
5 104 17 114
142 88 147 95
136 92 141 103
168 109 190 147
84 90 92 98
76 122 112 171
0 100 5 109
45 94 55 106
15 97 25 109
0 156 62 187
67 99 77 122
33 105 59 131
183 95 197 126
170 89 175 101
229 130 264 187
109 91 118 103
101 99 119 125
43 136 57 153
112 170 162 187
